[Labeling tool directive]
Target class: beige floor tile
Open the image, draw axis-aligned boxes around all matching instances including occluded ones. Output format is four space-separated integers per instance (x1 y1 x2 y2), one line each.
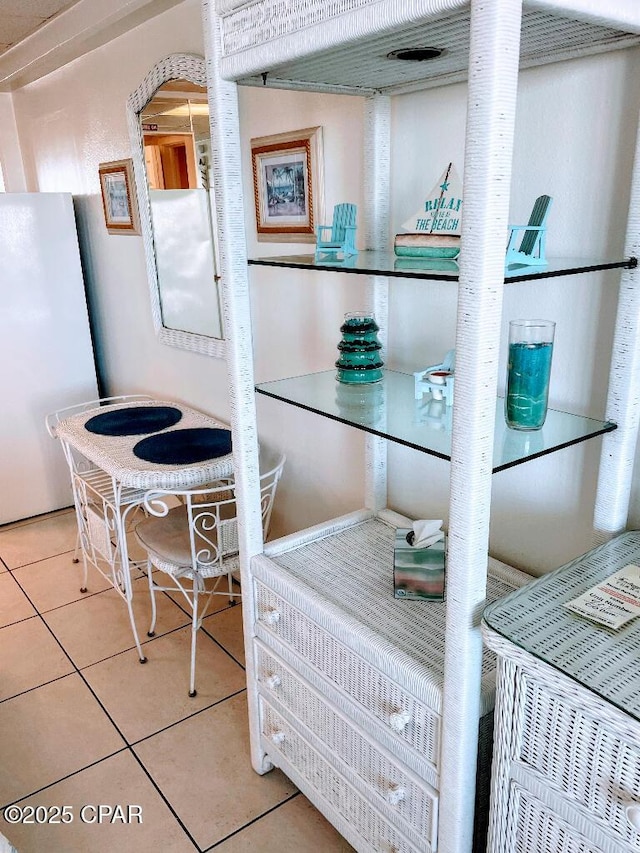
0 512 77 570
83 627 247 743
42 580 189 669
203 603 246 666
4 750 195 853
12 552 111 614
0 573 36 626
134 693 296 849
0 617 74 701
215 795 355 852
0 674 124 806
0 506 74 533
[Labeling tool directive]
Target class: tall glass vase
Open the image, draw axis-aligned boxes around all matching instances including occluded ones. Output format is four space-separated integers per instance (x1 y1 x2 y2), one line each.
505 319 555 430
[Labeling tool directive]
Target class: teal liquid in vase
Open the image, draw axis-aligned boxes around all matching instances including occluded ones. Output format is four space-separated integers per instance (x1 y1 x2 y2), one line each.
505 342 553 430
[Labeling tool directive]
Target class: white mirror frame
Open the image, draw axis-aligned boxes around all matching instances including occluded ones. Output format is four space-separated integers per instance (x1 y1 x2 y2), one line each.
127 53 226 358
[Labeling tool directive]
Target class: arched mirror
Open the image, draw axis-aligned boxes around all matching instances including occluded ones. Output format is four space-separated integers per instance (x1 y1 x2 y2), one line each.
127 54 225 357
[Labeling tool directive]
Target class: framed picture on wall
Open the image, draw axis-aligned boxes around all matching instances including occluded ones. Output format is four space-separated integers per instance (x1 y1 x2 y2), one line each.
251 126 324 242
98 159 140 235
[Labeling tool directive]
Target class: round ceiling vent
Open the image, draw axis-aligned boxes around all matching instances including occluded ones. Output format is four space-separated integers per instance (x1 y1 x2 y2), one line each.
386 47 444 62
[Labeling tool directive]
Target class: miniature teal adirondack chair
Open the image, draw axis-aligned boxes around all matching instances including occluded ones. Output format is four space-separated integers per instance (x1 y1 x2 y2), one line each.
315 203 358 260
505 194 552 267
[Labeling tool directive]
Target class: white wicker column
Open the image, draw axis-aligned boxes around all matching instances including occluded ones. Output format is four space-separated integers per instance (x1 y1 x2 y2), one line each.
203 0 271 774
363 93 391 512
439 2 522 851
593 105 640 540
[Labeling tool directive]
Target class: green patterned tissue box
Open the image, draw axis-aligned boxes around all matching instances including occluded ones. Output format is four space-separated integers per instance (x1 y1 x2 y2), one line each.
393 528 446 600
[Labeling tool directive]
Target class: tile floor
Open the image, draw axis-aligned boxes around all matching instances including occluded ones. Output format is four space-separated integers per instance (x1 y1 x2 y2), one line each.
0 508 354 852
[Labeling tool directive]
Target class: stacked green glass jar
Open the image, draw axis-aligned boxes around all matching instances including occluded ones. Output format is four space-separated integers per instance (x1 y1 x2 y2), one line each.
335 312 384 384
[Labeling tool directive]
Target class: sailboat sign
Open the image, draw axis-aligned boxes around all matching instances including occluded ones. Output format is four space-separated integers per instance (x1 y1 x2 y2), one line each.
395 163 464 259
401 163 463 234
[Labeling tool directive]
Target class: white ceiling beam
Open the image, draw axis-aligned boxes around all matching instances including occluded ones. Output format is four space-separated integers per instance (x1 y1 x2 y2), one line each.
0 0 185 91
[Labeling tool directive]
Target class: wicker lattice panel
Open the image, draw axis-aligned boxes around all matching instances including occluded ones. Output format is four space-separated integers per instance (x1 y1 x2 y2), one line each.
261 698 425 853
262 517 520 711
255 578 442 765
484 531 640 720
256 642 438 843
219 3 640 91
510 781 603 853
518 674 640 850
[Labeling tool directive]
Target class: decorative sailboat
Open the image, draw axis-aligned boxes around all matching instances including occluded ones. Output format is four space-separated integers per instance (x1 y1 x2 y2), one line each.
394 162 463 259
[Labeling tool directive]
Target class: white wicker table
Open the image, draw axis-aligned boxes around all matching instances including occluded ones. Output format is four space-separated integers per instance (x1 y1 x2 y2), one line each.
482 531 640 853
53 399 234 662
54 399 233 490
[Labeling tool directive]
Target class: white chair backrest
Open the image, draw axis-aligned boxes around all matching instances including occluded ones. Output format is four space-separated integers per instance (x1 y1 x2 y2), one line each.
187 488 239 573
144 453 285 574
258 453 286 539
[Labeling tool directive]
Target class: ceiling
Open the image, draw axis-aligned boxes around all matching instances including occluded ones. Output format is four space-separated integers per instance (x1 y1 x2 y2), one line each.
0 0 79 58
0 0 184 91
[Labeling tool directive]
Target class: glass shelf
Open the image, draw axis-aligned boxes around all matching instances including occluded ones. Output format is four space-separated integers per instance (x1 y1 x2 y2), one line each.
483 532 640 721
255 370 616 473
248 250 635 282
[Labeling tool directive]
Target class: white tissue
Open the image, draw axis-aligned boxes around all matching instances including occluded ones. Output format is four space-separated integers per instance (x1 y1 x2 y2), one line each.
411 519 444 549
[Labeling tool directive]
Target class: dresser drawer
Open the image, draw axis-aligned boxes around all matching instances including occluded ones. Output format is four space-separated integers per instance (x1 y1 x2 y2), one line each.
260 698 427 853
506 780 605 853
256 641 438 846
254 580 440 770
515 674 640 850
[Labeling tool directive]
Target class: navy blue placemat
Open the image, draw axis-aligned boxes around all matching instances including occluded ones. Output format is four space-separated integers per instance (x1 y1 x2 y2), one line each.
85 406 183 436
133 427 232 465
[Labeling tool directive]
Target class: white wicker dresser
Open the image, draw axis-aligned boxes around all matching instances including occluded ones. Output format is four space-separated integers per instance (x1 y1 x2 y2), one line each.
254 510 529 852
202 1 640 851
482 532 640 853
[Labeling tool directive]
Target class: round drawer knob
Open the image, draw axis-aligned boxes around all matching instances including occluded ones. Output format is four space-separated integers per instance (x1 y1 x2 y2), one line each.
271 731 286 745
262 609 281 625
386 786 406 806
265 674 281 690
626 804 640 832
389 711 412 732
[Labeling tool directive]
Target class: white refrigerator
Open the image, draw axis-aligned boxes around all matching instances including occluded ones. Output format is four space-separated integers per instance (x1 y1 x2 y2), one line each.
1 193 99 524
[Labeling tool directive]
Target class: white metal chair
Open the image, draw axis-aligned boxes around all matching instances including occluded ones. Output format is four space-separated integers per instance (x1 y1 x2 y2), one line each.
135 452 285 696
45 395 152 662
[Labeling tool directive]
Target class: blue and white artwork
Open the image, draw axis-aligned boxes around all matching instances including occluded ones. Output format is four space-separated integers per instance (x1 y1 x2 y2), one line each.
265 161 306 217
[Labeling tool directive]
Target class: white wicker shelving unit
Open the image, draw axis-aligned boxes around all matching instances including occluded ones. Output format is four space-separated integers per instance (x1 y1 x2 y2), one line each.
202 1 640 851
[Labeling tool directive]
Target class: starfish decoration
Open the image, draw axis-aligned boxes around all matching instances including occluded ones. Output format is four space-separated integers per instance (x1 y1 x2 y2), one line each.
440 179 450 192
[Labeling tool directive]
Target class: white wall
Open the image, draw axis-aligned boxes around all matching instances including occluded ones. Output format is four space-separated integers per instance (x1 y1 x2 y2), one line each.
388 48 640 573
4 0 640 569
0 93 26 190
8 1 231 415
4 2 369 537
238 87 369 533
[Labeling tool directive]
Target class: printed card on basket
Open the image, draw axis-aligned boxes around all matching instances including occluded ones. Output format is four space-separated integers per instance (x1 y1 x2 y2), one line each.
564 563 640 630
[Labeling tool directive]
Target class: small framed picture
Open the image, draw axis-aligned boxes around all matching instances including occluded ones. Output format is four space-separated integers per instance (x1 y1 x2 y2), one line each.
251 126 324 242
98 159 140 235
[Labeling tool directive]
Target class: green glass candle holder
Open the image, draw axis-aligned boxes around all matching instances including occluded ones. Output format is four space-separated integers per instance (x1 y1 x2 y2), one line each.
335 312 384 384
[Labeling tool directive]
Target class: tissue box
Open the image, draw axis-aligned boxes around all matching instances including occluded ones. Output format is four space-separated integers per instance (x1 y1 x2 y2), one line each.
393 528 446 600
